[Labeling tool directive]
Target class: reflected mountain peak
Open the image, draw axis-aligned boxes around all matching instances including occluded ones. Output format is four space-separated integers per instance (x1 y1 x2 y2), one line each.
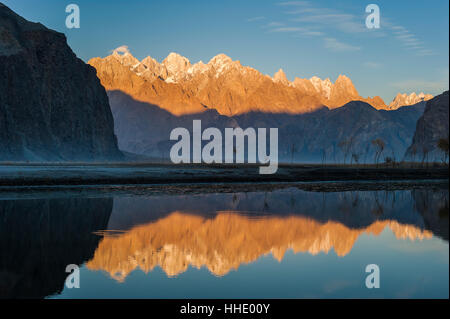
86 212 434 281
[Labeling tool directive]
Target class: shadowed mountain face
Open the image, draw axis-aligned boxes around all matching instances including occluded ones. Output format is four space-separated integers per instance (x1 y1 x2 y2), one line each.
0 4 122 162
236 101 426 163
108 90 425 162
108 90 238 157
0 197 113 299
406 91 449 161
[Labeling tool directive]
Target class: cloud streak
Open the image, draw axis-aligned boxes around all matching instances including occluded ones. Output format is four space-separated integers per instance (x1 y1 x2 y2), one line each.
270 1 367 52
247 16 265 22
384 21 435 56
280 2 367 34
278 1 311 7
390 69 449 93
251 2 437 57
265 22 285 27
323 38 360 52
363 61 382 69
268 25 324 37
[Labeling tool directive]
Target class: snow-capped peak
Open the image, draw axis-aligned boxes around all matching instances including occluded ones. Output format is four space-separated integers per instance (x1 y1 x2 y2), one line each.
273 68 289 85
209 53 233 66
162 52 191 76
208 54 237 75
309 76 333 99
187 61 208 75
388 92 433 109
111 49 139 67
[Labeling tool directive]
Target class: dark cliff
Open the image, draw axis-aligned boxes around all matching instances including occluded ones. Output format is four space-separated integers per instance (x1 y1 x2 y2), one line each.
405 91 449 161
0 3 122 161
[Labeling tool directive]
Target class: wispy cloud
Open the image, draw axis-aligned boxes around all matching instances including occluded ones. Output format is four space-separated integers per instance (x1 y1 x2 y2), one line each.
291 14 366 33
270 27 305 32
390 68 449 93
363 61 382 69
416 49 435 57
268 26 323 37
323 38 360 52
384 21 436 56
247 16 265 22
279 2 367 34
301 30 324 36
278 1 311 6
269 1 367 52
254 2 437 56
264 22 285 28
111 45 130 55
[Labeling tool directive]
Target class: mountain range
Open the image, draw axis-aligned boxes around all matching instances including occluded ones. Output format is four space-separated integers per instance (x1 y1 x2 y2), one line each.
88 49 442 163
89 49 432 116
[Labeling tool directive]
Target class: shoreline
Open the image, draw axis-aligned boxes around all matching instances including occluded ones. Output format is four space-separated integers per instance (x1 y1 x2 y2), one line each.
0 164 448 187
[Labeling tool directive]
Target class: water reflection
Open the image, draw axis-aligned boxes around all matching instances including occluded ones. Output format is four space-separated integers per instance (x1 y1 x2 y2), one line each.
105 188 449 240
88 213 433 280
0 185 448 298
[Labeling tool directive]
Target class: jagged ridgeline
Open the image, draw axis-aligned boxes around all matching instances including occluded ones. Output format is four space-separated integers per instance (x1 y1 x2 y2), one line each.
89 47 438 164
0 3 122 162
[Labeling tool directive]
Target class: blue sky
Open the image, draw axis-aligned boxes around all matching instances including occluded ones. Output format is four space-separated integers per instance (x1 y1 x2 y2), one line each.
3 0 449 102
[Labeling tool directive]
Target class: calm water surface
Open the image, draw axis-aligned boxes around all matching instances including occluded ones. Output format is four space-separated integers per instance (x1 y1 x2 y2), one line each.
0 183 448 298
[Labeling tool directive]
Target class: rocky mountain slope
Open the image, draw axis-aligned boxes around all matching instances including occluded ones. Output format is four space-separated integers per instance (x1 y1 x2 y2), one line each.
108 90 425 163
236 100 426 163
405 91 449 161
0 4 122 161
108 90 238 157
89 48 387 116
